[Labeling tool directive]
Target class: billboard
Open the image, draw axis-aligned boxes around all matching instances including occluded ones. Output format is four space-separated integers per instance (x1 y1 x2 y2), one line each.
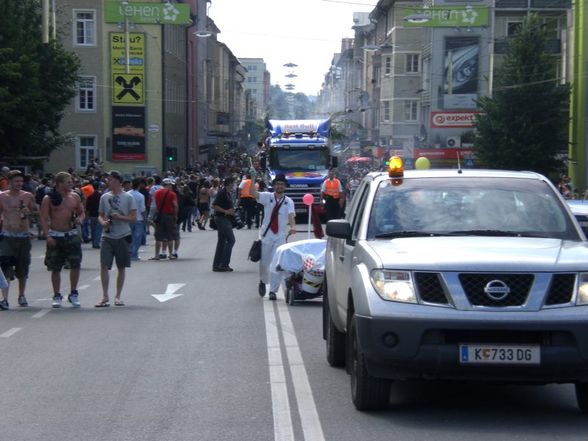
110 32 145 105
444 37 479 109
403 6 489 27
431 111 479 128
105 2 192 25
112 106 146 161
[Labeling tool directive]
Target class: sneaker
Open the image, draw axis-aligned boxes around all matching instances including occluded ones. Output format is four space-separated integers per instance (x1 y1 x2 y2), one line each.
0 299 9 310
159 253 167 259
268 292 277 301
52 293 63 308
169 253 178 260
258 281 266 297
222 265 233 272
18 296 28 307
68 291 81 308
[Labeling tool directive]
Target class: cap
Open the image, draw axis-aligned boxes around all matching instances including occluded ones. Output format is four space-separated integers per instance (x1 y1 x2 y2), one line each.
108 170 123 182
272 173 287 184
162 178 175 185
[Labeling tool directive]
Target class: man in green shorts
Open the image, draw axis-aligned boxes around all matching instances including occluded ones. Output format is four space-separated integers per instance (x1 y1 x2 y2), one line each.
0 170 36 310
40 171 85 308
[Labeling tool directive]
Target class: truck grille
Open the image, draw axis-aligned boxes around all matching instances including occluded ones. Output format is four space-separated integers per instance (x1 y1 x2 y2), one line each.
545 274 575 305
459 273 534 307
415 272 449 305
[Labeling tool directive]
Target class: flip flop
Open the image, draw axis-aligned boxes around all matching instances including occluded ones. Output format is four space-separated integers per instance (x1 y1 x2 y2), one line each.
114 300 125 306
94 300 110 308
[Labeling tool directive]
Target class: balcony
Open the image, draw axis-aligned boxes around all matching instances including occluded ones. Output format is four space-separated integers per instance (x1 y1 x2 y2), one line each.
496 0 570 8
494 38 561 54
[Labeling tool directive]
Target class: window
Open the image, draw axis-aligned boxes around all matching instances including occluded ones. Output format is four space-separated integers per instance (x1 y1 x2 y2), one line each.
73 10 96 46
76 76 95 112
384 57 392 75
406 54 419 73
404 100 418 122
248 77 257 83
507 21 522 37
382 101 391 122
77 136 97 170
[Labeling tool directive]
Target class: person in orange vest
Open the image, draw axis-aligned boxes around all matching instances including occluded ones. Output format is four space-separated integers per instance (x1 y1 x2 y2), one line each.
238 173 257 229
321 168 344 221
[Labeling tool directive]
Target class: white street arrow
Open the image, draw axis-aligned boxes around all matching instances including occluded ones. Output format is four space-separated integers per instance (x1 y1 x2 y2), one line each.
152 283 186 303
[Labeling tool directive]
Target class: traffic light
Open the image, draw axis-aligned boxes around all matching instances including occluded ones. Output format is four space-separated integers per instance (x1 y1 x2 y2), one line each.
165 147 177 161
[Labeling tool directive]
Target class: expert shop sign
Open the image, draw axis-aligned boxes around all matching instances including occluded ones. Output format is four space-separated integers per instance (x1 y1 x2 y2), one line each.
431 111 479 128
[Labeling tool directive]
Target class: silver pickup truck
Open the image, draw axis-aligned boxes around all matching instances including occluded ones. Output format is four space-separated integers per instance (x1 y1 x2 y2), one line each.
324 166 588 411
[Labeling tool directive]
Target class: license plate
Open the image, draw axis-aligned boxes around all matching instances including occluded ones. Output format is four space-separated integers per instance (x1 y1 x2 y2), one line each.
459 344 540 365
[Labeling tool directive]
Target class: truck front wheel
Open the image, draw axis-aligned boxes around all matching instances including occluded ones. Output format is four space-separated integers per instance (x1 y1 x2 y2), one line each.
349 315 391 411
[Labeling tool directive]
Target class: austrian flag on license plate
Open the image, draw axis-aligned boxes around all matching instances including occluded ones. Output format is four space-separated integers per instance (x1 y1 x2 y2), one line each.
460 344 540 365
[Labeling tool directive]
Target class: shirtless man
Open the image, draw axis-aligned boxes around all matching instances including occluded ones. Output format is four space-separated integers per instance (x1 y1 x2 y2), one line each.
40 171 85 308
0 170 36 310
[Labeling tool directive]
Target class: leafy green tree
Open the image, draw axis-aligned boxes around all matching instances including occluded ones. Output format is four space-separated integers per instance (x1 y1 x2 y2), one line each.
0 0 80 160
475 14 569 176
268 85 290 119
293 93 311 119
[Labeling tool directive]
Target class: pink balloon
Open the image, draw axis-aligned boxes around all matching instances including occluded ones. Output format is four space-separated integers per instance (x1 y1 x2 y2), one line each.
302 193 314 206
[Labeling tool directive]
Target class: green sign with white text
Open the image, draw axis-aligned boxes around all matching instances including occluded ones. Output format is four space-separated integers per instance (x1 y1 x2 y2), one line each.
105 2 191 25
403 6 489 27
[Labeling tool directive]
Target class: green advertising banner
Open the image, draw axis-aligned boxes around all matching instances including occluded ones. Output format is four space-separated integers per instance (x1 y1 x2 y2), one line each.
105 2 192 25
403 6 489 27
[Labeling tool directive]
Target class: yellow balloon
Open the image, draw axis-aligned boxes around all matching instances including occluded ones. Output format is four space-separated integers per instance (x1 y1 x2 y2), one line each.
415 156 431 170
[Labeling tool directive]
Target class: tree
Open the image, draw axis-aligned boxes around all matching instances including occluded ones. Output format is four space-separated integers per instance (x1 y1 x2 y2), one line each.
268 85 290 119
474 14 569 176
0 0 80 160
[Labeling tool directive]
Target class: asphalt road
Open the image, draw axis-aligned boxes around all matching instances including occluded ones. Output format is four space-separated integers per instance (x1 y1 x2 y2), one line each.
0 226 586 441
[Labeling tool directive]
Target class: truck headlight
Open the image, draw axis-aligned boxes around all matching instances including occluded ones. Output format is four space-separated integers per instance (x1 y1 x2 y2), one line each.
370 270 417 303
577 273 588 305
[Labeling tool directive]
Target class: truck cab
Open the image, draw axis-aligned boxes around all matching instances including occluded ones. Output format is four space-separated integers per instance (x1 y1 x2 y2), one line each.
266 119 336 213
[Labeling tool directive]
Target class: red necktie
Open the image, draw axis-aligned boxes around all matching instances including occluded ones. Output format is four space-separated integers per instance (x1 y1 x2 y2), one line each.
270 198 281 233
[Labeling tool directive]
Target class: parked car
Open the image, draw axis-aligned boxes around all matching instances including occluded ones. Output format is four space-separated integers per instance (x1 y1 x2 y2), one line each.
324 159 588 411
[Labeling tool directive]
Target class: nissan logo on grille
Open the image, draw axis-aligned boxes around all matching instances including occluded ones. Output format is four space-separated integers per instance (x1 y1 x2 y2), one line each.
484 280 510 301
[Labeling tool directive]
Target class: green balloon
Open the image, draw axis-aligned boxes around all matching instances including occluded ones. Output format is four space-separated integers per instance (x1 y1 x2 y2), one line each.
415 157 431 170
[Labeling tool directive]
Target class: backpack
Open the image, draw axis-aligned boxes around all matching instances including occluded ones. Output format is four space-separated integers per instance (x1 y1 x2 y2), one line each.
35 185 48 205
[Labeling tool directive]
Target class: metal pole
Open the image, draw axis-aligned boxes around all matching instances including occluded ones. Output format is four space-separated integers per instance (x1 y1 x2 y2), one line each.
488 0 495 95
42 0 49 43
51 0 56 40
125 14 130 74
307 204 312 240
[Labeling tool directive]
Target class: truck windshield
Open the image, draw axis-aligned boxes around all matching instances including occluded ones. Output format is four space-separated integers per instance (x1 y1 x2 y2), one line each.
366 177 580 241
269 148 330 171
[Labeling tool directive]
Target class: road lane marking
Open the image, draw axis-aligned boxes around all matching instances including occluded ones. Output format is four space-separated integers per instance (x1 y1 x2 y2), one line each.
93 276 100 281
77 285 90 290
277 298 326 441
264 296 294 441
1 328 22 338
32 310 51 319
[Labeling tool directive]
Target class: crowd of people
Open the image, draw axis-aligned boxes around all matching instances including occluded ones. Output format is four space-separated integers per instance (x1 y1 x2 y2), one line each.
0 146 382 310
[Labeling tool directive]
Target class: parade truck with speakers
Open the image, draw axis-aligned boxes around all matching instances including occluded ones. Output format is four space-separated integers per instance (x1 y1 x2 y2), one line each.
265 119 337 214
